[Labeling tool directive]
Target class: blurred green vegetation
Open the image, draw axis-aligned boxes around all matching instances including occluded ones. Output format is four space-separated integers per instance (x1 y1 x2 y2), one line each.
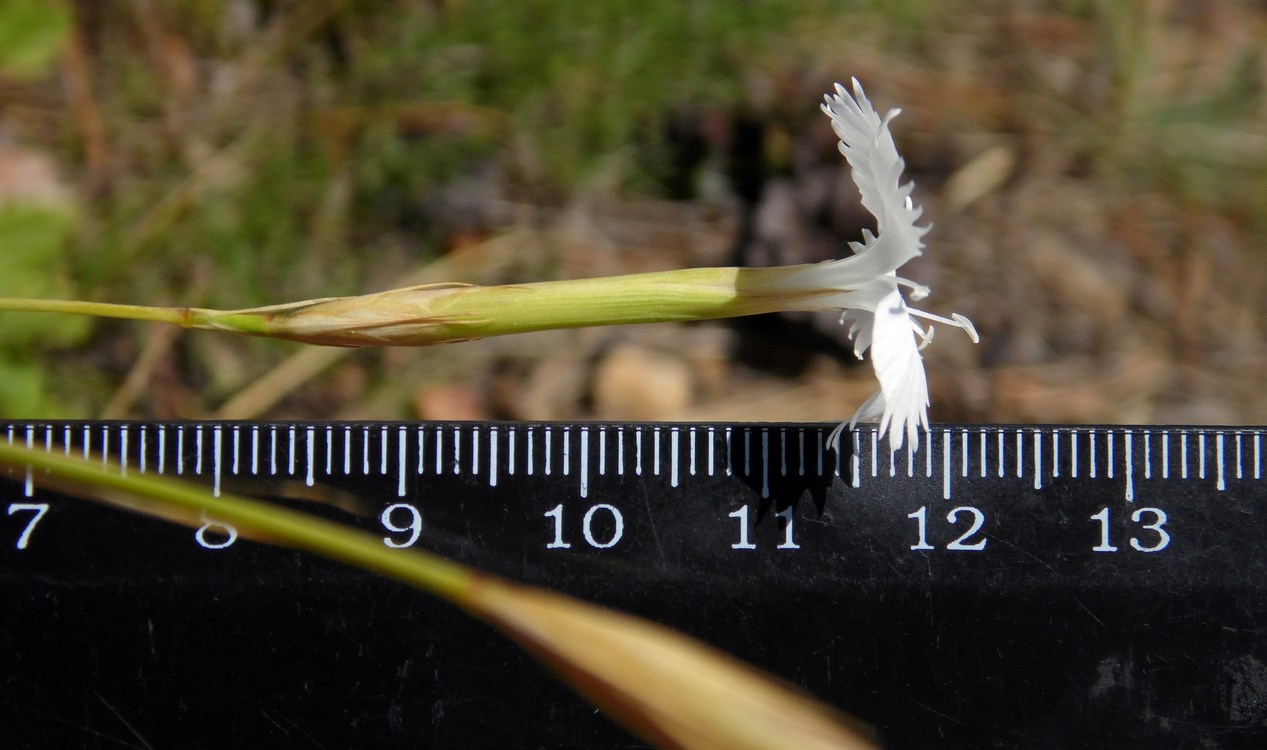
0 0 1263 418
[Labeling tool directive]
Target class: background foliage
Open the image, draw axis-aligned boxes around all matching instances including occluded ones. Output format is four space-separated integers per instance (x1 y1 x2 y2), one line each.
0 0 1263 423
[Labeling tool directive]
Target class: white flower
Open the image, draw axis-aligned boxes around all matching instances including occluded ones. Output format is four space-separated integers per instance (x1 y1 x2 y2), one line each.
774 79 977 450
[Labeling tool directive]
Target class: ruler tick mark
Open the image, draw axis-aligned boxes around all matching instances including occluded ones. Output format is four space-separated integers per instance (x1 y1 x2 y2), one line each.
851 430 861 488
580 430 587 494
798 429 805 477
1124 431 1134 501
1015 430 1023 479
1107 432 1115 479
176 426 184 475
1033 430 1042 490
670 428 679 488
380 427 389 476
1175 433 1185 481
398 426 407 497
1089 432 1097 479
979 430 986 478
997 431 1004 478
962 431 969 478
562 427 569 477
942 430 951 499
779 428 787 477
120 425 129 476
23 426 33 496
1236 432 1243 480
308 427 316 487
1144 431 1151 479
213 426 222 496
507 427 515 476
617 426 625 476
544 426 552 476
580 427 589 496
473 426 481 477
599 427 607 476
1216 432 1225 491
1198 433 1206 480
527 426 534 476
490 426 499 487
454 426 461 476
761 429 769 498
101 425 109 467
1070 431 1078 479
725 427 732 477
1051 429 1059 479
436 427 444 474
690 427 697 477
1162 432 1170 479
139 425 147 474
158 425 166 474
290 426 298 477
635 427 642 477
361 427 369 476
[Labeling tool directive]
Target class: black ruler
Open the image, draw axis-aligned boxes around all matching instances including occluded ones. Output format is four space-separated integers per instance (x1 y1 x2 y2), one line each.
3 421 1266 749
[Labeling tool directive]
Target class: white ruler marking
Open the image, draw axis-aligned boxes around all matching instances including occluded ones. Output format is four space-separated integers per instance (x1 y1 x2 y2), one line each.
962 431 970 478
1089 432 1097 479
544 426 551 476
670 427 679 488
1124 431 1134 502
1014 430 1023 479
211 426 222 496
120 425 129 476
307 427 316 487
82 424 91 460
1107 431 1114 480
942 430 951 500
599 427 607 476
489 426 499 488
140 425 148 474
997 430 1004 478
101 425 110 467
779 428 787 477
579 427 588 497
851 430 861 488
380 427 389 477
925 429 933 478
290 426 298 477
725 427 733 477
453 426 461 476
561 426 569 477
798 428 805 477
23 426 33 496
1144 431 1151 480
527 426 534 476
1162 432 1170 479
1070 431 1078 479
1199 433 1207 480
617 426 625 476
176 425 184 475
417 426 425 474
158 425 166 474
761 429 769 498
1175 433 1185 481
341 426 349 475
397 426 407 497
1033 430 1042 490
436 427 444 475
635 426 643 476
1216 432 1225 492
743 430 750 478
709 426 716 477
473 426 481 477
979 429 987 478
1051 429 1059 479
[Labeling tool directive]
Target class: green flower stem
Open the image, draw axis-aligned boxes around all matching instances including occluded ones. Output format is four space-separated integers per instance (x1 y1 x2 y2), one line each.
0 442 473 602
0 265 835 347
